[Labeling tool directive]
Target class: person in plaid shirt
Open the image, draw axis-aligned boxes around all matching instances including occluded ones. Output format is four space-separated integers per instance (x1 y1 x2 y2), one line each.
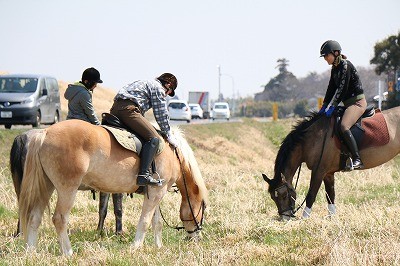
110 73 179 186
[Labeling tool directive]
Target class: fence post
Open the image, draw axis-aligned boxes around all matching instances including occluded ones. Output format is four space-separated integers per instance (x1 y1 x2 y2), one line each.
272 102 278 121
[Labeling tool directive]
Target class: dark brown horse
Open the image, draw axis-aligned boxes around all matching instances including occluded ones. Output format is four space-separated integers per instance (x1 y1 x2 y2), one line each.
263 107 400 220
10 129 123 236
18 120 207 256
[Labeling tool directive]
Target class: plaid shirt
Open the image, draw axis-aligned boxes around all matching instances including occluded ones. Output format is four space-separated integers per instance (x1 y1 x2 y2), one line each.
114 79 171 135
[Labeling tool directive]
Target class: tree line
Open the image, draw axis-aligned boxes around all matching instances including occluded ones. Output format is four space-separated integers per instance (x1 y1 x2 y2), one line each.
233 32 400 118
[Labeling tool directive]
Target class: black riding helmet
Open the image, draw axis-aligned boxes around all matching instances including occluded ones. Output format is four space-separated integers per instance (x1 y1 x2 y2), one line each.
157 73 177 97
320 40 341 57
82 67 103 83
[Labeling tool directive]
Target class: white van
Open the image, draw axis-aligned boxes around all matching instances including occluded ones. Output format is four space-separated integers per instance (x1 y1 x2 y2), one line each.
211 102 230 120
0 74 62 129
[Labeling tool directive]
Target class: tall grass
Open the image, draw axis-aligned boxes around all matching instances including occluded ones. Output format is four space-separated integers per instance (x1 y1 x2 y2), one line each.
1 119 400 265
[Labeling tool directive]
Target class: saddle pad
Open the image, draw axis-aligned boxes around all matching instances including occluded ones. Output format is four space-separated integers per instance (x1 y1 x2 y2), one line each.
360 110 390 148
101 125 165 154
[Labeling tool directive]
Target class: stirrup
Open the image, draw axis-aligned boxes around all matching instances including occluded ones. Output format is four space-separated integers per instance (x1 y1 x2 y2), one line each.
352 159 364 170
137 174 164 187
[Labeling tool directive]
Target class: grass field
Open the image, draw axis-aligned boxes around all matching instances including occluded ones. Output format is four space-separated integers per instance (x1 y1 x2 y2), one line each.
1 118 400 265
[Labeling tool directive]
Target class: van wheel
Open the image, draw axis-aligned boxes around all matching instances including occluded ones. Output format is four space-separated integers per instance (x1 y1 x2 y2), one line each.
5 124 11 129
32 111 41 128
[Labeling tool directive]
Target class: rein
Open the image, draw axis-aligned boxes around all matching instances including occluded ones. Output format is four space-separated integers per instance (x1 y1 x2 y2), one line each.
291 116 330 215
158 148 204 234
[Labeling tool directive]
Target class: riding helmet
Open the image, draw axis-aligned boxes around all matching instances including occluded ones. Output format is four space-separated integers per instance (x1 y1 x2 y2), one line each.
157 73 177 96
82 67 103 83
320 40 342 57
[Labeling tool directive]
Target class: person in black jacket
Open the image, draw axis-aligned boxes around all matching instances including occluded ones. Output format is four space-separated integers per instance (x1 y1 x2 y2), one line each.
318 40 366 170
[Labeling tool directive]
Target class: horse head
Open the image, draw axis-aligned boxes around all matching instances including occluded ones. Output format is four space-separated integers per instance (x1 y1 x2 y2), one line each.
172 127 208 241
263 173 296 220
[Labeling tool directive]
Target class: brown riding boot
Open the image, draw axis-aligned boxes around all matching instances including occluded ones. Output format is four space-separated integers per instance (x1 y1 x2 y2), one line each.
342 130 364 170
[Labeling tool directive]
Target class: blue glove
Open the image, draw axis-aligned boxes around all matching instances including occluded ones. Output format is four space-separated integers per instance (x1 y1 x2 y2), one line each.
325 106 335 117
318 104 327 115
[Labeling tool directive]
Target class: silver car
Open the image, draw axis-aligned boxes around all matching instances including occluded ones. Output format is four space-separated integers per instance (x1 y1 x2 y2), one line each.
0 74 62 129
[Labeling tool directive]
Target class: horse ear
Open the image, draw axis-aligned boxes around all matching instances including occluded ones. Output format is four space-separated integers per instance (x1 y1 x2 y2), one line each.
280 173 287 183
262 174 271 184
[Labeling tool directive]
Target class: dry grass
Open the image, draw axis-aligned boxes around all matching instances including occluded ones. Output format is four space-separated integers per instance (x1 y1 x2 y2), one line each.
1 86 400 265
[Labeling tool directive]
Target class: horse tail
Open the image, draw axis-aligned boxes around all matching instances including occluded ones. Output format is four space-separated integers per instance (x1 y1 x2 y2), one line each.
9 133 28 201
19 130 51 240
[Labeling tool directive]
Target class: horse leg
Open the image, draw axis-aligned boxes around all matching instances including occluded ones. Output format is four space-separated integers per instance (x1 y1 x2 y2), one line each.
52 190 78 256
132 187 167 250
112 193 123 234
97 192 110 234
303 171 324 219
152 206 163 248
323 173 336 216
25 184 54 250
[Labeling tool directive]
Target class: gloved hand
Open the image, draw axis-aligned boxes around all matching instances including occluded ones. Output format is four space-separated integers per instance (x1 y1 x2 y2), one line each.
325 106 335 117
318 104 327 115
167 135 179 148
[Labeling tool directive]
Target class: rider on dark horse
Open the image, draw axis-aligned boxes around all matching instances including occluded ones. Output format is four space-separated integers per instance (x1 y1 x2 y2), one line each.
318 40 367 170
110 73 179 186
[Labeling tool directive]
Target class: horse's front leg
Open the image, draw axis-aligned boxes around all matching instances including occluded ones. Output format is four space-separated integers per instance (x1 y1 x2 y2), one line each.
323 173 336 216
132 186 167 250
303 170 324 219
152 206 163 248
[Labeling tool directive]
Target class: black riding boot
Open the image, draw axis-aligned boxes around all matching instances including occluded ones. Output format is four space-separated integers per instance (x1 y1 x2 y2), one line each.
136 138 164 186
342 130 364 170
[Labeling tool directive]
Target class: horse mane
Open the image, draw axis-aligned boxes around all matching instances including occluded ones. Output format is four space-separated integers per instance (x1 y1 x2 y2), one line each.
171 126 208 203
274 112 323 180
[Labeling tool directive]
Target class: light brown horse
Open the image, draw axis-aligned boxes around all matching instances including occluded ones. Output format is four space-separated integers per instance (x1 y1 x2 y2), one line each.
18 119 208 256
10 129 123 236
263 107 400 220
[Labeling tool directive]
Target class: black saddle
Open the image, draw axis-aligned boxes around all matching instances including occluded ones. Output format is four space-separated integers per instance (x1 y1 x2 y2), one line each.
334 105 375 140
101 113 129 130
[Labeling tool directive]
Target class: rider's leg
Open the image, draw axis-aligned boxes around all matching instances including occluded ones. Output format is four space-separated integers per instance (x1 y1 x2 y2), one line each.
136 137 163 186
341 98 367 170
110 99 164 186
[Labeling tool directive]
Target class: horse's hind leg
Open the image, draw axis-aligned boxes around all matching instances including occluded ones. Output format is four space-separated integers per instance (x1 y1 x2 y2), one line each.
323 173 336 216
26 184 54 249
112 193 123 234
52 190 78 256
152 206 163 248
97 192 110 234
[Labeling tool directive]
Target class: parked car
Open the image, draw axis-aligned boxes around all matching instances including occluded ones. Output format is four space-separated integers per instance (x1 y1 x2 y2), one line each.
168 99 191 123
211 102 230 120
189 103 204 119
0 74 62 129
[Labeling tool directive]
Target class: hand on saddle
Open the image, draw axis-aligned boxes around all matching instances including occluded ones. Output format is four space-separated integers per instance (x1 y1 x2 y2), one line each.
167 135 179 148
318 104 327 115
325 106 335 117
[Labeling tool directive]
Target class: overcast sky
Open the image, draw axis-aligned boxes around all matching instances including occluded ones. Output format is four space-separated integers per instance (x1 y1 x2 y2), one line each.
1 0 399 101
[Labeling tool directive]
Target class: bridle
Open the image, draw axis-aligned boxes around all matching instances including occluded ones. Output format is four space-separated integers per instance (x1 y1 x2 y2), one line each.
159 148 205 234
273 181 297 216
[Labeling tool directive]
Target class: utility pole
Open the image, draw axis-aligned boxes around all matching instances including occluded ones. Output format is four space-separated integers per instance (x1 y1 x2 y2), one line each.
217 65 221 101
